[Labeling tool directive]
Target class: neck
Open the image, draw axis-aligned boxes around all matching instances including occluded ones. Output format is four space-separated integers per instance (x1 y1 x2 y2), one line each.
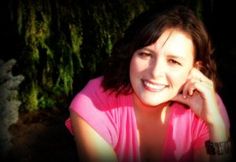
133 94 171 124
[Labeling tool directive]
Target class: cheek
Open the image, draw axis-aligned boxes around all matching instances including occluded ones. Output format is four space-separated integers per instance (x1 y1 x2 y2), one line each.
130 57 147 75
169 70 189 88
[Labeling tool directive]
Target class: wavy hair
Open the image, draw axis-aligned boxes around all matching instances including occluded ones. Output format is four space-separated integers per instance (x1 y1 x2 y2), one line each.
102 4 218 95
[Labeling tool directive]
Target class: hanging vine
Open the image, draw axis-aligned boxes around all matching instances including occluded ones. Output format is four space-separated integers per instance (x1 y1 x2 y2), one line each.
16 0 83 111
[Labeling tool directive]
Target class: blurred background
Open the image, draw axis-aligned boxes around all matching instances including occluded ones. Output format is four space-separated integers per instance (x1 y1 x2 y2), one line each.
0 0 235 161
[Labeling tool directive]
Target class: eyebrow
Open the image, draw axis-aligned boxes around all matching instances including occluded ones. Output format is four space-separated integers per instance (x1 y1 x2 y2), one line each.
138 48 185 61
139 47 185 58
137 48 155 53
166 54 185 60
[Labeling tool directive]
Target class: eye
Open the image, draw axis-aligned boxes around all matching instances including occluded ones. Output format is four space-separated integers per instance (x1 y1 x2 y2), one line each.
168 59 181 66
137 52 152 58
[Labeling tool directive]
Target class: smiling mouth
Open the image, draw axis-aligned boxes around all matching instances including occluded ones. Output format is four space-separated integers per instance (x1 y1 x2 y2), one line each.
143 80 167 92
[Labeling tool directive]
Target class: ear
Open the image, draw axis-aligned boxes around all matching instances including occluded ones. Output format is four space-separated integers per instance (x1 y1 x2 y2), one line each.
194 61 203 70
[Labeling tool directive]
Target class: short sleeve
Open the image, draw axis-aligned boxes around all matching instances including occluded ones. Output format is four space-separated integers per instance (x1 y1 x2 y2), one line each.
68 77 118 146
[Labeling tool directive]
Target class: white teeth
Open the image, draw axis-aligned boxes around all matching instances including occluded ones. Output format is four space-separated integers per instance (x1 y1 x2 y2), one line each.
144 81 166 90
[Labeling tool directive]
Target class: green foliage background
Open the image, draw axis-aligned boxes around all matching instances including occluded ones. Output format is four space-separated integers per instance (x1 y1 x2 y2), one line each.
3 0 204 111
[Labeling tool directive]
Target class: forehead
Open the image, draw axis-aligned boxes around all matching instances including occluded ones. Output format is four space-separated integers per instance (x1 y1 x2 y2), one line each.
155 28 195 57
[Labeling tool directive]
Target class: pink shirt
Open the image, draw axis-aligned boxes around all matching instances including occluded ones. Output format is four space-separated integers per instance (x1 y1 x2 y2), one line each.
65 77 230 162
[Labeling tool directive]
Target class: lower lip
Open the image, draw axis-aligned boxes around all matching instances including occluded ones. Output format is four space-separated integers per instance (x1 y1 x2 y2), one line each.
143 80 166 92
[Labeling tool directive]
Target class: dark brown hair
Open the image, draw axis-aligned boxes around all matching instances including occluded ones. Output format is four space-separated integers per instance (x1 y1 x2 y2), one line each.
102 4 218 95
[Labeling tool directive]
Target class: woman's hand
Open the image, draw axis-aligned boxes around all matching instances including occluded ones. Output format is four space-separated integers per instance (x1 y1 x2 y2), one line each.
172 67 230 143
171 68 223 125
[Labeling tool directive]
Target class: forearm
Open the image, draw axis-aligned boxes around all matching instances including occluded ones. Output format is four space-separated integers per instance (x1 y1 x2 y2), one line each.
208 115 229 141
207 117 232 162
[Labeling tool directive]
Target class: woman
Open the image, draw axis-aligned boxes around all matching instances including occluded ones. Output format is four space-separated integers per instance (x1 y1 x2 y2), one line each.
65 4 231 162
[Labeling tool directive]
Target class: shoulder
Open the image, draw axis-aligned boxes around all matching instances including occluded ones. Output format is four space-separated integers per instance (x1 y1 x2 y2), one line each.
70 76 109 109
68 77 133 146
170 102 206 126
170 102 193 116
70 76 132 112
170 102 209 141
81 76 104 94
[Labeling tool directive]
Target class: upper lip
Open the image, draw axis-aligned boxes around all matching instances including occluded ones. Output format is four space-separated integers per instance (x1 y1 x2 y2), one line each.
143 79 167 86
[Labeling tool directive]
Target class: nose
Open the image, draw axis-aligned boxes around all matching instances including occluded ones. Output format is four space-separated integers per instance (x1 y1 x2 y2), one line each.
149 57 165 78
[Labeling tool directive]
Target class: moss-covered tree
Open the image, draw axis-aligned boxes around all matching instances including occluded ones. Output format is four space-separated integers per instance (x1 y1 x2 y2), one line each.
4 0 205 111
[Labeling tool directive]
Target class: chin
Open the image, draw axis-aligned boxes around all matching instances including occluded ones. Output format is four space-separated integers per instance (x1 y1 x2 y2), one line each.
142 98 169 107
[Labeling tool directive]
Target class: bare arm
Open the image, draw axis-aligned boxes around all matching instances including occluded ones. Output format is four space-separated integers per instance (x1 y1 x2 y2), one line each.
70 111 118 162
172 68 232 162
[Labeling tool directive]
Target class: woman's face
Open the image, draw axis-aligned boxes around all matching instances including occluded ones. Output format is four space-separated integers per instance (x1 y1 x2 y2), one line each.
130 28 195 106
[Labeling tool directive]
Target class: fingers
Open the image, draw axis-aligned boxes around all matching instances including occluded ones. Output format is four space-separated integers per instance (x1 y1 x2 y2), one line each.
188 68 212 86
172 67 221 123
171 88 202 110
182 68 214 98
182 77 199 97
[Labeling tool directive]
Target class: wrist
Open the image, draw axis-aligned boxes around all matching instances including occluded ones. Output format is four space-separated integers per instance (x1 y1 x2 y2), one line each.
208 122 229 142
205 139 231 155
